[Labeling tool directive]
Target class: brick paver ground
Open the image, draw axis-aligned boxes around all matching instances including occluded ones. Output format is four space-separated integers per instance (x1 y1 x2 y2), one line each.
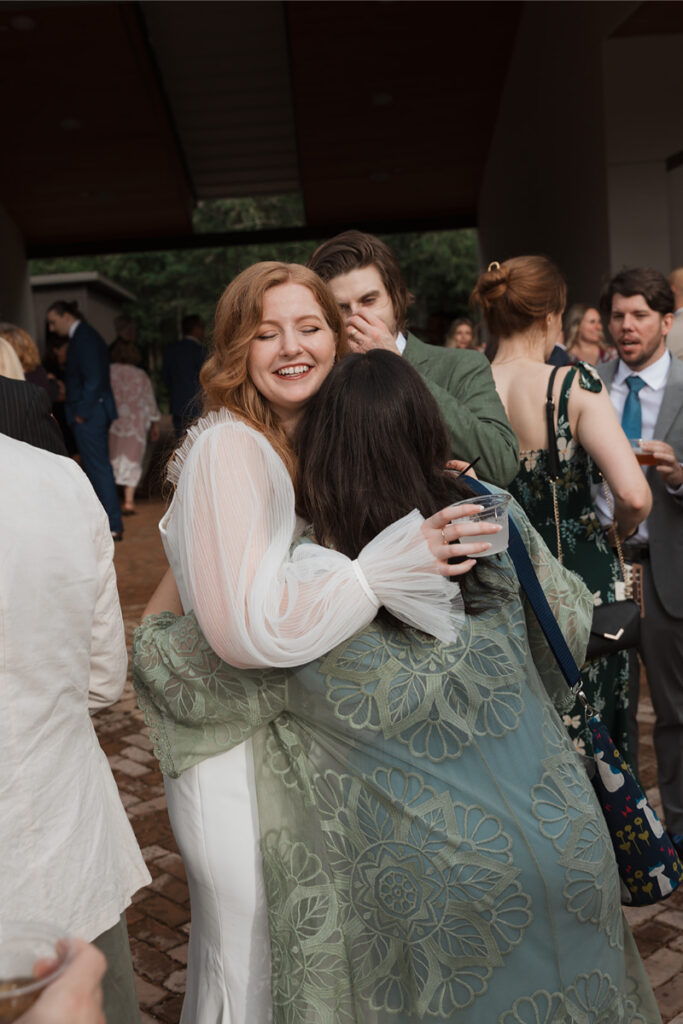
101 494 683 1023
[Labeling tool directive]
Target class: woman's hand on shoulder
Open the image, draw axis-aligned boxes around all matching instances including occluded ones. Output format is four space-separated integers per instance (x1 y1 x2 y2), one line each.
422 503 501 576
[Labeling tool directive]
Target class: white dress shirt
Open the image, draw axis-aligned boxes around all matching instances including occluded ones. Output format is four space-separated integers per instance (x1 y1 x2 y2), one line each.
395 331 407 354
0 435 150 939
596 350 683 542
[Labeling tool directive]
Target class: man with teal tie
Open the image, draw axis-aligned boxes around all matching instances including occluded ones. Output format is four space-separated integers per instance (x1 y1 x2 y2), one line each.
597 267 683 854
307 231 519 487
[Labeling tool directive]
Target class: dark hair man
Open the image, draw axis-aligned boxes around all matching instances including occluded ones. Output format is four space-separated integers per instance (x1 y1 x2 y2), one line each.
307 231 519 487
46 300 123 539
163 314 206 437
597 266 683 854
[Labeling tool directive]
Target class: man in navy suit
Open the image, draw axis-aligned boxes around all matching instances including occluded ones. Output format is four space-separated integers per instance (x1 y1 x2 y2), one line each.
163 313 206 437
46 301 123 538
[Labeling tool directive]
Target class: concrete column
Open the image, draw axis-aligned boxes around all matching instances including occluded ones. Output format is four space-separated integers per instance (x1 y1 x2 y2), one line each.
0 204 36 336
604 32 683 274
477 2 636 305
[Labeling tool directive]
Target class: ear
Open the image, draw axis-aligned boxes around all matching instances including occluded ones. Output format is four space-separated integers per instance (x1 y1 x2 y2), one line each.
661 312 674 338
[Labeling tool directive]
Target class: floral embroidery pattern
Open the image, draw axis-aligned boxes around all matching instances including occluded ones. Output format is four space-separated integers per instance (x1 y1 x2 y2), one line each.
320 603 528 763
531 709 622 945
499 972 648 1023
312 767 531 1016
261 832 354 1024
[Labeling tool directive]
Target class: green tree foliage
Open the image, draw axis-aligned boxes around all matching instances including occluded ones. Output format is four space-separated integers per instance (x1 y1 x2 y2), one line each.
31 196 479 388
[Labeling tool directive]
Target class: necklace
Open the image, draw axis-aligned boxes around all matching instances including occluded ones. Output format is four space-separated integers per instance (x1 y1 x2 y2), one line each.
494 356 541 366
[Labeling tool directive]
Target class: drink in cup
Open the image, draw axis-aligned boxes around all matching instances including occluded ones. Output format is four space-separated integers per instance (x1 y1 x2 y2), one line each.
0 923 73 1023
630 439 658 466
451 492 511 557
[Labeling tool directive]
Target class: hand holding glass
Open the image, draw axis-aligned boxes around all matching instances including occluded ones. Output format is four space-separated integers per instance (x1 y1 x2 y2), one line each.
0 923 74 1023
450 493 510 558
629 439 658 466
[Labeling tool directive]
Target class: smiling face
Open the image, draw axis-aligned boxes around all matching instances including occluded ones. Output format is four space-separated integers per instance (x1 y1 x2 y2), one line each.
579 308 603 345
246 282 337 434
608 293 672 371
327 265 398 340
453 324 474 348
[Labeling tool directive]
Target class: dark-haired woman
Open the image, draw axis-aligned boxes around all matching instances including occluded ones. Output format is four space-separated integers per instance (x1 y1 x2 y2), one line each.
108 340 160 514
135 350 659 1024
472 256 651 765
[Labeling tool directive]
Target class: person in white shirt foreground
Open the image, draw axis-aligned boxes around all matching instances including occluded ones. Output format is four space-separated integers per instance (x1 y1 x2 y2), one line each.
0 433 151 1023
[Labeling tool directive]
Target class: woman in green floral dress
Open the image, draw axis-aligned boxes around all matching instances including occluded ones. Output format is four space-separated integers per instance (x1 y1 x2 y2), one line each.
134 352 660 1023
473 256 651 766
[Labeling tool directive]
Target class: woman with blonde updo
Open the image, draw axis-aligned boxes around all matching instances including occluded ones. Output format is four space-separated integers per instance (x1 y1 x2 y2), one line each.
145 261 488 1024
0 336 25 380
472 255 651 765
563 303 614 365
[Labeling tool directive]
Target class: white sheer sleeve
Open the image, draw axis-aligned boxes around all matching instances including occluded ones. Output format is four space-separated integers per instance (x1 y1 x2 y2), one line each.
167 414 462 669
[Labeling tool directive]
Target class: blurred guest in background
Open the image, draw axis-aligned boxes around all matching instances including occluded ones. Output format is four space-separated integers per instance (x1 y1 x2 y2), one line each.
110 313 138 359
42 333 77 455
109 338 161 515
46 301 123 540
0 322 57 399
564 303 614 365
163 314 206 437
444 316 477 349
0 335 25 379
0 337 67 455
667 266 683 359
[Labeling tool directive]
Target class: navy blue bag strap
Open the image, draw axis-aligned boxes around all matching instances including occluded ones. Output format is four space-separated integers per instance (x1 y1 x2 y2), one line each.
466 477 582 692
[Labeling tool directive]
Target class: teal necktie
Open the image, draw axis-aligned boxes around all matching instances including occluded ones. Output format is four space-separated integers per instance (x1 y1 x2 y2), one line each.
621 375 646 439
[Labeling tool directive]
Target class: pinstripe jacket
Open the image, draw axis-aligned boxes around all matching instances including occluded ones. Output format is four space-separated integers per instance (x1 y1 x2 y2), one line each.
0 375 68 456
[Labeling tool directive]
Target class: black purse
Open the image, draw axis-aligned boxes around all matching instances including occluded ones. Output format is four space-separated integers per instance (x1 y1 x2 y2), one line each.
545 367 641 661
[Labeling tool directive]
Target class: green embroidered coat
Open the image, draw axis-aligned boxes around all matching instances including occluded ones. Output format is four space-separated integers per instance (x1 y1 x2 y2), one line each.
133 501 660 1023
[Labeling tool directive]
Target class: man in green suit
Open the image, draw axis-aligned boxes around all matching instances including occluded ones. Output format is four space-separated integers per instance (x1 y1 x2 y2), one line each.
307 231 519 487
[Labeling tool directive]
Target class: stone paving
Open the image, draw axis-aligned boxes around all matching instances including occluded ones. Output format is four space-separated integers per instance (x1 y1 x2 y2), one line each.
100 494 683 1023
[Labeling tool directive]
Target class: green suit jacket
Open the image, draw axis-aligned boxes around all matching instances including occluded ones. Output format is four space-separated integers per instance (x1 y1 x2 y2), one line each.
403 332 519 487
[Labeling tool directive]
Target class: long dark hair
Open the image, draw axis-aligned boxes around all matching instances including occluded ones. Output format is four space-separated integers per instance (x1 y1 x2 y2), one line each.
295 350 505 617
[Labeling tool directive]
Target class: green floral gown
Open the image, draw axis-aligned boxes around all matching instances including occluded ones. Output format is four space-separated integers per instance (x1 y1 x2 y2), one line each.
133 500 660 1024
508 362 630 765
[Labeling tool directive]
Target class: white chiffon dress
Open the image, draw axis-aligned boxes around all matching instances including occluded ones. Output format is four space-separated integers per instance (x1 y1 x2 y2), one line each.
158 410 462 1024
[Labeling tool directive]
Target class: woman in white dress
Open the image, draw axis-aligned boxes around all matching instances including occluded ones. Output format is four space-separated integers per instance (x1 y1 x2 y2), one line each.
108 339 161 514
148 262 499 1023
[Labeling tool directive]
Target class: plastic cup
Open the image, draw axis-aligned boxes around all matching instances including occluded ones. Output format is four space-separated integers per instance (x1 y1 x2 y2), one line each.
629 439 658 466
0 922 73 1023
452 493 511 558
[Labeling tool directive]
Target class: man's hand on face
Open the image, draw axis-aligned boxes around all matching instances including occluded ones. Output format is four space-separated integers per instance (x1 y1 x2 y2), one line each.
639 440 683 489
346 311 399 353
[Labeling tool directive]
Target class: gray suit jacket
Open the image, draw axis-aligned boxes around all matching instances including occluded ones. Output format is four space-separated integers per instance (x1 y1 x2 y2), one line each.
598 356 683 618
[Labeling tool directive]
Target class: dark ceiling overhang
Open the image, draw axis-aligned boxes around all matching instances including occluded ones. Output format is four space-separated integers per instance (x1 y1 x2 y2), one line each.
1 1 522 255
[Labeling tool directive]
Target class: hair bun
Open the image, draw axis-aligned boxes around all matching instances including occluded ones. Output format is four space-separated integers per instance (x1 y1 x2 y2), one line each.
475 262 509 309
